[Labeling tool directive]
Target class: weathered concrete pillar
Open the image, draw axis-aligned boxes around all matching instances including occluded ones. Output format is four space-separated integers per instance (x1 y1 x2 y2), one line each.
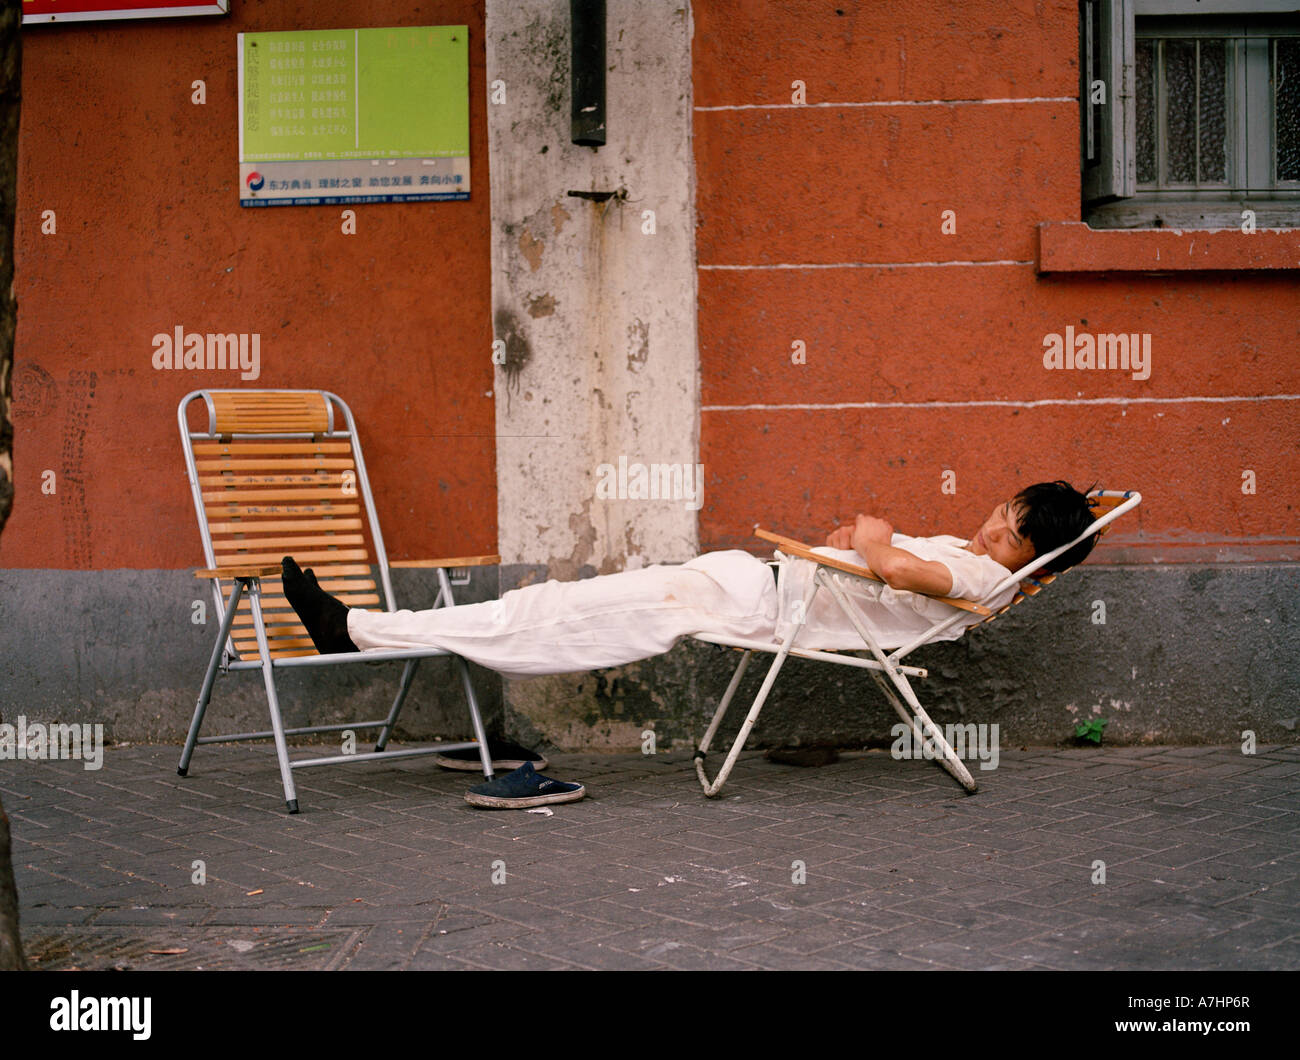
485 2 699 747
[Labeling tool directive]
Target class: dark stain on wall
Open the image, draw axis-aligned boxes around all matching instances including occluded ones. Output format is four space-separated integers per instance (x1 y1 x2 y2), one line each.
493 307 532 410
60 370 95 569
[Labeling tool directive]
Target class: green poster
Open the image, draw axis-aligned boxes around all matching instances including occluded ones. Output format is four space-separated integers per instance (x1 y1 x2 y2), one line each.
238 26 470 206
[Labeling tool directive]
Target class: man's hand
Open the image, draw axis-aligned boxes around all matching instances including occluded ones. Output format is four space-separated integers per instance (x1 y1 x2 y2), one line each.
825 513 954 596
850 513 893 554
826 523 855 550
826 514 893 553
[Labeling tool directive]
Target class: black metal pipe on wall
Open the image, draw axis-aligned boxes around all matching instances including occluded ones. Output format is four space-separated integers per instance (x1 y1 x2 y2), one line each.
570 0 606 146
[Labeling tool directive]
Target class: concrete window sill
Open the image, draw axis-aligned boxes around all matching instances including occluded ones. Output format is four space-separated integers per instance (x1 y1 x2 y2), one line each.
1037 221 1300 273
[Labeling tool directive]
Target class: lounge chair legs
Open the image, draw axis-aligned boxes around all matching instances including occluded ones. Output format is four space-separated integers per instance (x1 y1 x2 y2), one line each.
178 578 247 779
694 649 752 796
455 655 496 781
820 569 977 794
696 580 817 797
179 564 501 808
373 654 492 779
374 659 419 753
249 585 300 811
696 636 798 797
867 669 977 793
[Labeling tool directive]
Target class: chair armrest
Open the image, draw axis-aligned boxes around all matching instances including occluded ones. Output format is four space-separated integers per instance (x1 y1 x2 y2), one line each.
390 554 501 569
194 565 282 579
754 527 991 617
756 527 885 583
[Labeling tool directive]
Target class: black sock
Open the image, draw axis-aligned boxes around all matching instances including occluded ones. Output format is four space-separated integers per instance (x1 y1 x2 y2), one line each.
281 557 358 654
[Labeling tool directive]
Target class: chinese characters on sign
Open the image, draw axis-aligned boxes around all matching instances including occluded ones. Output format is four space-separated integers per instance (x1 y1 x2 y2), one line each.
238 26 470 206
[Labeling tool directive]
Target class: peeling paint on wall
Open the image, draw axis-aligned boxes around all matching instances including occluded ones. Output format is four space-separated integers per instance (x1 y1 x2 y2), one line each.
550 202 571 235
526 293 557 318
555 497 599 580
517 227 544 271
626 317 649 373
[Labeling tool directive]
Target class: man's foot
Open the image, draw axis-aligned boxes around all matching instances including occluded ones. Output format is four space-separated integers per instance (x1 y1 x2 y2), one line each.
281 557 358 654
464 762 585 809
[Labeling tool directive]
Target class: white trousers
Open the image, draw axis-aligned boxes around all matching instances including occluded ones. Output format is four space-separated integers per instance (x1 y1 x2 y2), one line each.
347 547 961 679
348 550 779 679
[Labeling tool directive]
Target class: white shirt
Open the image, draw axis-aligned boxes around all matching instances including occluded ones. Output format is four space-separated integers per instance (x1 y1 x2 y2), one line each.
775 532 1019 651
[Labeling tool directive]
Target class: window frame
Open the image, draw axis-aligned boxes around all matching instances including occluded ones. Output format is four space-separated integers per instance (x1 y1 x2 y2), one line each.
1082 0 1300 228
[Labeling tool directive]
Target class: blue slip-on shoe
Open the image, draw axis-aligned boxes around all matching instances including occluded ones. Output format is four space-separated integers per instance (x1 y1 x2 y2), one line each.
464 761 585 809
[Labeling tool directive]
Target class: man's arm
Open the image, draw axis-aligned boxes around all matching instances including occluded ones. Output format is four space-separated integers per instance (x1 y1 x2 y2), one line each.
828 514 955 596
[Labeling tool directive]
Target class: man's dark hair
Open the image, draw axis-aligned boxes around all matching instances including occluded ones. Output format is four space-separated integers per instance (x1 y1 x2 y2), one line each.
1011 480 1100 574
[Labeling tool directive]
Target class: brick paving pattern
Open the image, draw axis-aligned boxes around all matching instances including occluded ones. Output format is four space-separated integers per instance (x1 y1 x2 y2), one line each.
4 744 1298 970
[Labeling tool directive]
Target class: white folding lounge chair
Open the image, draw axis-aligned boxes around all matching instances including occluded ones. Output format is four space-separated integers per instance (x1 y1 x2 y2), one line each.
692 489 1142 797
176 389 499 813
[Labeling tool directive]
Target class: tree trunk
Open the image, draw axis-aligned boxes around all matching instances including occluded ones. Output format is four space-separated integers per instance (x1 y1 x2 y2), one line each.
0 0 27 971
0 804 24 970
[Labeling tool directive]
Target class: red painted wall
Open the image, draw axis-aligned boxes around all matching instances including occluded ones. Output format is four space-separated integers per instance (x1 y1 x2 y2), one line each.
693 0 1300 562
5 0 495 570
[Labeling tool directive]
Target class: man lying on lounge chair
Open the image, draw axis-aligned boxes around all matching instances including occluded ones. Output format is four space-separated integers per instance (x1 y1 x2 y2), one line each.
282 479 1099 677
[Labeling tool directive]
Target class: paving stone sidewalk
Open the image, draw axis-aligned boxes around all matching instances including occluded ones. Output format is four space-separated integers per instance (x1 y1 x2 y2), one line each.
4 743 1298 970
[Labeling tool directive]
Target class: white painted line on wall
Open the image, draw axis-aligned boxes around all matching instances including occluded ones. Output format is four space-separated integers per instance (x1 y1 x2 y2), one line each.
701 260 1032 270
695 96 1077 112
703 395 1300 412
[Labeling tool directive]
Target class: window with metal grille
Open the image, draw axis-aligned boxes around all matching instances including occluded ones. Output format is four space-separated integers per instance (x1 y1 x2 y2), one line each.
1135 29 1300 193
1081 0 1300 228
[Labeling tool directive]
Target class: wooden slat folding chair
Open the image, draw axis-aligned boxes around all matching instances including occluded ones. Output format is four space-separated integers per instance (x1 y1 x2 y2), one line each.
692 489 1142 797
176 389 500 813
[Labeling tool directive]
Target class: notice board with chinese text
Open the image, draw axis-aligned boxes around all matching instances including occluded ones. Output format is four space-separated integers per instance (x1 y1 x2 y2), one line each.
238 26 470 206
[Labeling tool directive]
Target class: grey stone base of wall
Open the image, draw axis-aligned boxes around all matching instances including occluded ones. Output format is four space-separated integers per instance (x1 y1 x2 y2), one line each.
2 564 1296 750
497 562 1299 752
0 567 505 745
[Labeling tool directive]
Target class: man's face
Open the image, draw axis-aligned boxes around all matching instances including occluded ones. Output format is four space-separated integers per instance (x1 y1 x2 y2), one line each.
969 499 1036 570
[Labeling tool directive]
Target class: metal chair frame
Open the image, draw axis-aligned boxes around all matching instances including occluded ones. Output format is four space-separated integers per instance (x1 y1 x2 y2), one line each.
176 388 497 813
693 490 1142 797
